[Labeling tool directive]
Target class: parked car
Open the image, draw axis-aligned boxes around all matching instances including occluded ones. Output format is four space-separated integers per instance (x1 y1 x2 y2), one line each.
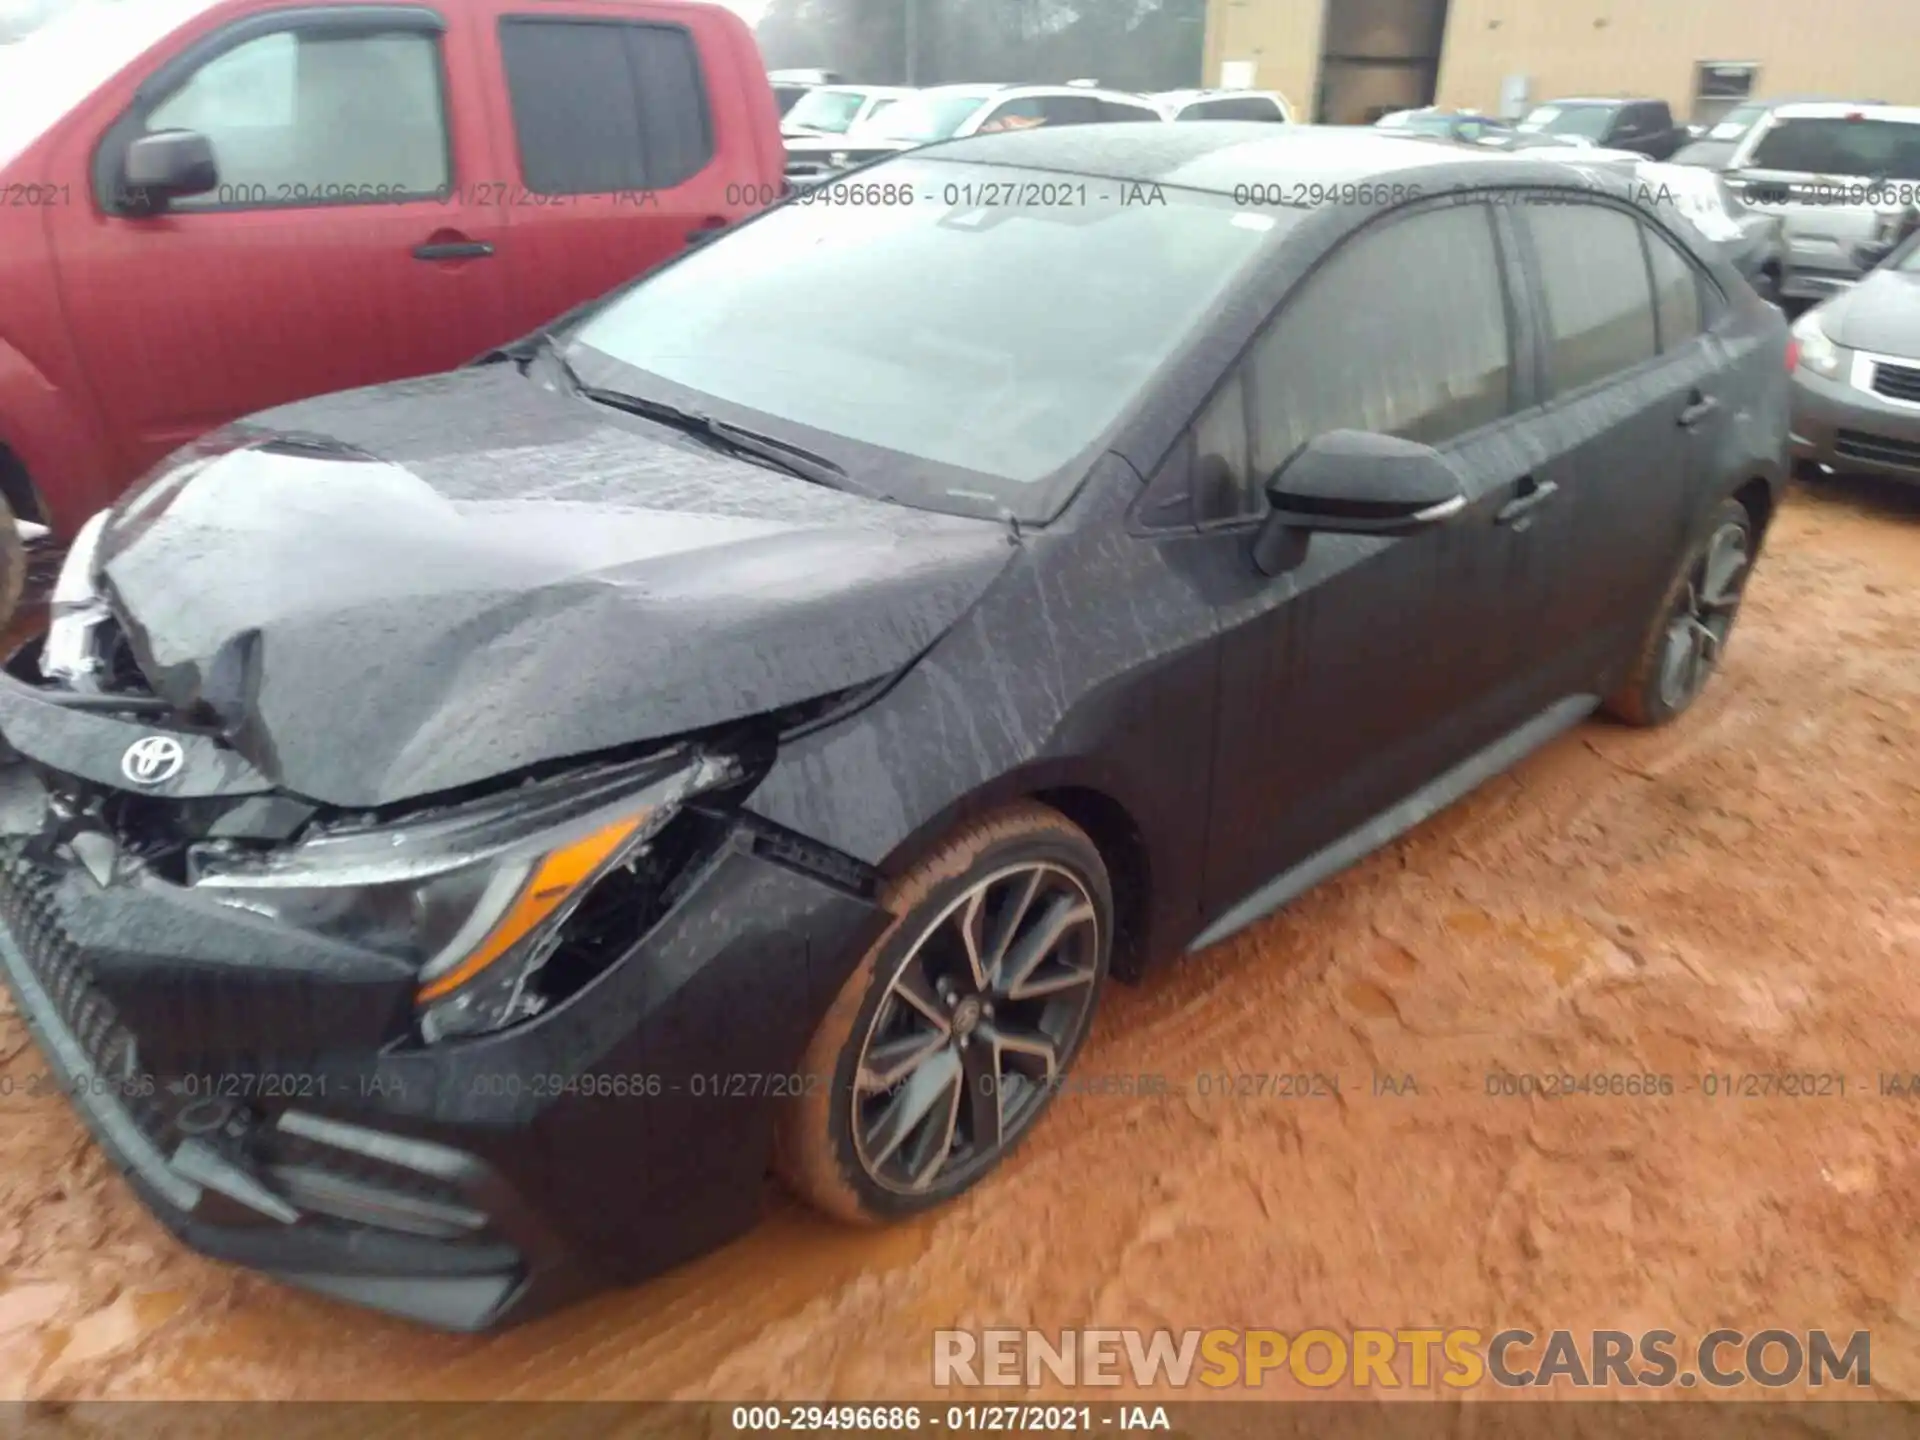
0 0 784 586
1672 95 1888 172
784 82 1163 181
781 83 913 140
1155 88 1292 123
1789 228 1920 483
1577 156 1793 306
1375 107 1512 145
1516 97 1688 159
1722 103 1920 302
768 69 842 117
0 125 1788 1332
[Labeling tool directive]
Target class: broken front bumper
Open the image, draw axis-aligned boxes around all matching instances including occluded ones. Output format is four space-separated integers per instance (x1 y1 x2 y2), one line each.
0 708 885 1330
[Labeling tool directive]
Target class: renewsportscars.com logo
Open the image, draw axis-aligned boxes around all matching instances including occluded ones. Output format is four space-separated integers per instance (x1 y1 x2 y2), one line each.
932 1328 1872 1391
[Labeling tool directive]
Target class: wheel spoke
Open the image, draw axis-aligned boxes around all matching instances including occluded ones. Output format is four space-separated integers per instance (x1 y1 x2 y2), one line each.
905 1061 966 1189
960 1036 1004 1157
954 887 991 994
863 1045 963 1176
995 892 1096 1000
986 1019 1061 1087
1658 620 1695 705
890 950 952 1031
858 1029 951 1095
1699 528 1749 613
981 869 1042 984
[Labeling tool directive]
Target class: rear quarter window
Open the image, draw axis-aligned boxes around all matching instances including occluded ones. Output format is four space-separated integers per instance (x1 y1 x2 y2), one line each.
499 18 713 193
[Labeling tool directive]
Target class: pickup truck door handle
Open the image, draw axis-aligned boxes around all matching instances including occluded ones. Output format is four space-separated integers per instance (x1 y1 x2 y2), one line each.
1495 477 1560 527
1678 392 1721 428
413 239 494 261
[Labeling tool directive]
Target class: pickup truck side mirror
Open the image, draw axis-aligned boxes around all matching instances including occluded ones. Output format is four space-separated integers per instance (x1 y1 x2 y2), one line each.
120 130 218 214
1252 430 1468 576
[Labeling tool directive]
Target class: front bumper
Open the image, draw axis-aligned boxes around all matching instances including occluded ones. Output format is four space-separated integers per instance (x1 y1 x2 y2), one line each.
1791 352 1920 484
0 745 884 1330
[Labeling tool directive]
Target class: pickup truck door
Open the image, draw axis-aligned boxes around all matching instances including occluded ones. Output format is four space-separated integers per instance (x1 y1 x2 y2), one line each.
44 5 513 481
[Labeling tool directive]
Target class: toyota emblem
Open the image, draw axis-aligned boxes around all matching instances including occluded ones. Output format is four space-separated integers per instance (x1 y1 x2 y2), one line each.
121 735 186 786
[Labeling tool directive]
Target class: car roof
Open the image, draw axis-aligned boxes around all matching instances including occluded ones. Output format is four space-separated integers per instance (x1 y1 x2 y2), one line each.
924 122 1618 194
1539 96 1654 107
809 84 913 98
1766 102 1920 122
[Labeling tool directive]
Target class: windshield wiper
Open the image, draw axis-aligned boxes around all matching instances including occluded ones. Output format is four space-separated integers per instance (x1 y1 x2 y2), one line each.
575 383 850 492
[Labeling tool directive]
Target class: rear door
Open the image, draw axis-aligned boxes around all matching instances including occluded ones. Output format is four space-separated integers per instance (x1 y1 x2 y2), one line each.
1509 196 1710 689
45 4 513 477
482 3 756 332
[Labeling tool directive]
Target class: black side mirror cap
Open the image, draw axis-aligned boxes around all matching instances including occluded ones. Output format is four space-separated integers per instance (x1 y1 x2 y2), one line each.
120 130 218 214
1252 430 1467 575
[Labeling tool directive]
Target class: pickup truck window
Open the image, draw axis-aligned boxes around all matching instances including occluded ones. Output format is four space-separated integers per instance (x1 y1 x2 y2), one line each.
499 19 713 195
144 28 448 209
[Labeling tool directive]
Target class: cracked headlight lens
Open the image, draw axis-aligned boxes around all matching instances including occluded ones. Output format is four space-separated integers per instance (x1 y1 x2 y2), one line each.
191 751 736 1040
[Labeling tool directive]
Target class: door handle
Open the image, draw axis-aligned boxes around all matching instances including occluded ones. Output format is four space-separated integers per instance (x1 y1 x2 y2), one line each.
413 239 494 261
1678 393 1721 428
1494 477 1560 526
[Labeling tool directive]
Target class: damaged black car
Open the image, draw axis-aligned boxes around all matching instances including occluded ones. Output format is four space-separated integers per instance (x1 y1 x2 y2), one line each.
0 126 1789 1332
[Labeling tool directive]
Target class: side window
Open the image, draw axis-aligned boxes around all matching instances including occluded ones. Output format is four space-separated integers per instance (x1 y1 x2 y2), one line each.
1098 99 1162 123
144 29 448 209
1644 225 1705 350
1192 372 1252 525
1525 202 1659 394
499 20 713 194
976 97 1049 133
1190 96 1285 122
1244 203 1514 492
1038 95 1104 126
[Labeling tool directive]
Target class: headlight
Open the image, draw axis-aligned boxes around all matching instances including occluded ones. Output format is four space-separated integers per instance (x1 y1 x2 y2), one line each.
41 509 112 684
1790 310 1847 378
191 749 739 1041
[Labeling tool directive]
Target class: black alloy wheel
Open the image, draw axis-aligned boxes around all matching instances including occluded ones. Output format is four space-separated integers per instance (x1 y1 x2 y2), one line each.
777 803 1112 1223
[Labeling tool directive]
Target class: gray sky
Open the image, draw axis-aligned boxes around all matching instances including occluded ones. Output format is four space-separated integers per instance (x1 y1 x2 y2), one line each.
717 0 770 28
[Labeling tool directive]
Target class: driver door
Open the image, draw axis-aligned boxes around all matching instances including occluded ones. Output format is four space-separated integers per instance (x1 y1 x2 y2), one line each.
1173 200 1565 933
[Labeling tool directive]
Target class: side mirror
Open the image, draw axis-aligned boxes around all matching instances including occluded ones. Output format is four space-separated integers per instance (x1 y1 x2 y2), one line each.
1252 430 1467 576
120 130 218 213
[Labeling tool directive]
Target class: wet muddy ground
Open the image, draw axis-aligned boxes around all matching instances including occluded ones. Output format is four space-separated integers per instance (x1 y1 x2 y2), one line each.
0 479 1915 1404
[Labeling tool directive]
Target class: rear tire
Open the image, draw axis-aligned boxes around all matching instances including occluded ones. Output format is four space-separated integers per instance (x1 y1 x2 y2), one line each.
774 802 1112 1225
1604 497 1755 728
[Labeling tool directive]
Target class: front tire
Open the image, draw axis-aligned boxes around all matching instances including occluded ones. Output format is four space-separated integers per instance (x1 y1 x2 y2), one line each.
1604 497 1755 727
775 802 1112 1225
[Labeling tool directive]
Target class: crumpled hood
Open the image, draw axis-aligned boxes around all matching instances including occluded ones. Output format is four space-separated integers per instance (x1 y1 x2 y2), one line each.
93 365 1015 809
1823 268 1920 356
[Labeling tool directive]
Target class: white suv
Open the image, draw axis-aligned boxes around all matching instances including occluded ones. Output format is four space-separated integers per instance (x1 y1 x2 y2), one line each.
1724 102 1920 300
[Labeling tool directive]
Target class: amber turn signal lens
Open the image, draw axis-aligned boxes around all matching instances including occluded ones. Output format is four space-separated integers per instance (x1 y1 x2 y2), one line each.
414 814 644 1003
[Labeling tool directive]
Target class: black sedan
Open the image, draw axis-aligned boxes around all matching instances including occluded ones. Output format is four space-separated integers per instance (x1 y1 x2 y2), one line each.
1790 228 1920 482
0 125 1790 1332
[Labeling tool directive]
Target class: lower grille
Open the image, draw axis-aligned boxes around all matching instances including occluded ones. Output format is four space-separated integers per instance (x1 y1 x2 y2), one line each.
1871 360 1920 404
0 846 165 1129
1834 429 1920 471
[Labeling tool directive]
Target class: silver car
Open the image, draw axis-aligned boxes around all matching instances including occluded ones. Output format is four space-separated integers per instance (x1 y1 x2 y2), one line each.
1723 102 1920 301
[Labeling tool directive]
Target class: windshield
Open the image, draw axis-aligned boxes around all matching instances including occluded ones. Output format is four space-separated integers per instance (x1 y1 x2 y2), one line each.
0 0 216 169
568 157 1284 521
1747 117 1920 181
1519 104 1615 140
784 88 867 134
1708 104 1766 141
857 92 989 143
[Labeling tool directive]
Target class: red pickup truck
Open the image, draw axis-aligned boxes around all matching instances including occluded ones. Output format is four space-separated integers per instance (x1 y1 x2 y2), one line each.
0 0 784 594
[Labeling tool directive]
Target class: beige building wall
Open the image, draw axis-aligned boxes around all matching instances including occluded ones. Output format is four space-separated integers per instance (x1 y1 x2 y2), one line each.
1202 0 1324 120
1205 0 1920 123
1436 0 1920 117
